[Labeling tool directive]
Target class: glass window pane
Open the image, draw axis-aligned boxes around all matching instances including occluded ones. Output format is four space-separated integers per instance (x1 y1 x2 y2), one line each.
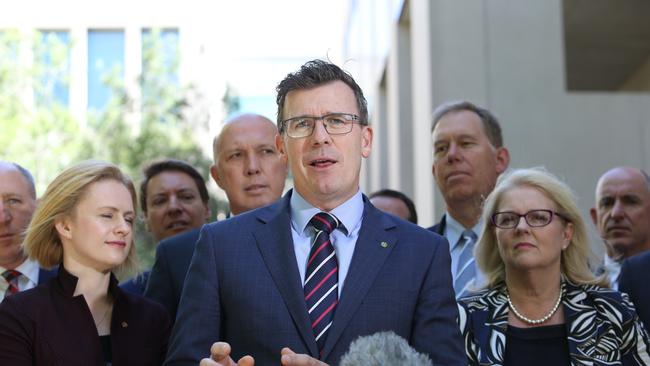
141 28 179 111
87 30 125 110
35 30 70 106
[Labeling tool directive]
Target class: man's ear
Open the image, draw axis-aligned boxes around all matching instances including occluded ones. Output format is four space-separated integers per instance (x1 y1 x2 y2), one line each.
495 147 510 175
210 164 224 190
360 126 373 158
276 134 288 164
204 201 212 222
589 207 598 227
141 210 152 233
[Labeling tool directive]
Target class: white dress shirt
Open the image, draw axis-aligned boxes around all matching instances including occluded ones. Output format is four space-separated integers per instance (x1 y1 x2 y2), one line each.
0 258 40 300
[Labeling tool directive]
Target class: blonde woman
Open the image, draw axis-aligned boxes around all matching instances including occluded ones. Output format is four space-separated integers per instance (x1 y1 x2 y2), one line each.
0 161 170 365
458 168 650 365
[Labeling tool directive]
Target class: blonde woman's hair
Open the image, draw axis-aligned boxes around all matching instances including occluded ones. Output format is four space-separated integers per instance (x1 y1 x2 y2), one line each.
475 167 608 288
24 160 138 278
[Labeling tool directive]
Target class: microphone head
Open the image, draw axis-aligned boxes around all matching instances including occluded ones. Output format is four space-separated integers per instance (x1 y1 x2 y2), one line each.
339 331 432 366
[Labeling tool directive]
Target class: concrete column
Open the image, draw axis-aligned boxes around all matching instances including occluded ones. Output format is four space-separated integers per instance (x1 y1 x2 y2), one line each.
409 0 435 226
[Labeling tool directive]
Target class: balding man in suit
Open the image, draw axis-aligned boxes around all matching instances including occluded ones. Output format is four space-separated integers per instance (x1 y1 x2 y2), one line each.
144 114 288 320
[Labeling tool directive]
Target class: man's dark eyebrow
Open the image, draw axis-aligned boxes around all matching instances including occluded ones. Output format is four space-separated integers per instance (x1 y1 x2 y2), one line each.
598 196 613 205
621 194 641 201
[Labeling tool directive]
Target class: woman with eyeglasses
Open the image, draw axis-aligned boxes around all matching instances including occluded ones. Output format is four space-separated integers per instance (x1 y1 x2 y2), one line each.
0 161 170 365
458 167 650 366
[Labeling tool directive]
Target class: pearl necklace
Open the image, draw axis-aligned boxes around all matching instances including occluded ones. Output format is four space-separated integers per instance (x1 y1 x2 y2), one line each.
507 287 563 325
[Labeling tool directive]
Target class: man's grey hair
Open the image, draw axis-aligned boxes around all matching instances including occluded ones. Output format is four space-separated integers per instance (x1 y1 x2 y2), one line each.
1 161 36 199
431 100 504 148
339 331 432 366
642 169 650 190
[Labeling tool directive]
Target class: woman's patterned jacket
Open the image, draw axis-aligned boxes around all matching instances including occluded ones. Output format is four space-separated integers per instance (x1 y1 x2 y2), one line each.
458 280 650 365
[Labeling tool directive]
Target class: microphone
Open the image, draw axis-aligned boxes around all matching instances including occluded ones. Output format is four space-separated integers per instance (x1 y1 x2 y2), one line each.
339 331 432 366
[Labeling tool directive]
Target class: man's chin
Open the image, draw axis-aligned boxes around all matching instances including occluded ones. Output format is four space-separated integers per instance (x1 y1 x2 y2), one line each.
242 196 274 210
444 189 479 204
608 240 635 258
0 237 20 249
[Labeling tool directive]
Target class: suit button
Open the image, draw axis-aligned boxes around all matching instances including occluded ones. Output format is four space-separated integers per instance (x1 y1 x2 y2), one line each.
121 321 128 328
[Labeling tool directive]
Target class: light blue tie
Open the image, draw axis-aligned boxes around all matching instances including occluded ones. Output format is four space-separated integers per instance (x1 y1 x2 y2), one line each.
454 230 477 298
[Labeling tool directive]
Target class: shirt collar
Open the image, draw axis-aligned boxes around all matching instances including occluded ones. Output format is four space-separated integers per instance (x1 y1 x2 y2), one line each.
56 265 119 298
0 258 40 286
16 258 40 285
604 255 621 288
290 189 364 237
445 213 483 249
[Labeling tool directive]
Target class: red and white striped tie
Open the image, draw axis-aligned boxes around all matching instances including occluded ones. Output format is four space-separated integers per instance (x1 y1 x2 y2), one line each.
304 212 341 357
2 269 21 299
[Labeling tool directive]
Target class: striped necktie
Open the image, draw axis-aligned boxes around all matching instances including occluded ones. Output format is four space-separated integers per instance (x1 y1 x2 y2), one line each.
304 212 341 356
2 269 21 299
454 230 477 298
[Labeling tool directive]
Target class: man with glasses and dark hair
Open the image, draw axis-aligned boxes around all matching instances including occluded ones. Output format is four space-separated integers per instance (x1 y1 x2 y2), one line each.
165 60 465 366
429 101 510 299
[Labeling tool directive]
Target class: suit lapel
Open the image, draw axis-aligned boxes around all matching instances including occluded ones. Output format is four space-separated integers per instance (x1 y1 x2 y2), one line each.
431 214 446 235
320 201 397 359
252 194 319 357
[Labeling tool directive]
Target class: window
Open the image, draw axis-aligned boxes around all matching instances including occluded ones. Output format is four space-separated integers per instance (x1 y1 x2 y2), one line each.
141 28 179 100
35 30 70 106
87 30 125 110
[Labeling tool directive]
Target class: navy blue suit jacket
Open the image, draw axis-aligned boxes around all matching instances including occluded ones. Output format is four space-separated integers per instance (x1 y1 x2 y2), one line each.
120 271 149 296
37 268 57 285
427 214 446 236
143 228 201 321
165 191 465 365
618 251 650 332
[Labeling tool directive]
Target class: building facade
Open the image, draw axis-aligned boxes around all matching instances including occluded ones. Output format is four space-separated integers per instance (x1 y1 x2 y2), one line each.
344 0 650 234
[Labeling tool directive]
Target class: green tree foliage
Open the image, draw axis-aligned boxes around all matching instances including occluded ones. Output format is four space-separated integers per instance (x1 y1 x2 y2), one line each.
1 29 220 273
1 30 84 193
81 29 216 268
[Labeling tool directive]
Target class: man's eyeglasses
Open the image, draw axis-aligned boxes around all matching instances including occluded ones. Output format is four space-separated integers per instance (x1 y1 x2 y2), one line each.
280 113 365 138
491 209 569 229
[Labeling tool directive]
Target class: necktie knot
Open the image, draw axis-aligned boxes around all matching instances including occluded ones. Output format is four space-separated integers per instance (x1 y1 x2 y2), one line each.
310 212 340 235
2 269 21 283
462 230 477 244
2 269 22 298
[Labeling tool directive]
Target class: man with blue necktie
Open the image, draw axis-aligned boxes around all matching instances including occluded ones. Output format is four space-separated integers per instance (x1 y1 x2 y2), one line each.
429 101 510 299
165 60 465 365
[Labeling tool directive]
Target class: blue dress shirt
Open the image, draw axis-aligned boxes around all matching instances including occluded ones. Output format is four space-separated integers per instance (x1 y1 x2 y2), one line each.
290 189 364 297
